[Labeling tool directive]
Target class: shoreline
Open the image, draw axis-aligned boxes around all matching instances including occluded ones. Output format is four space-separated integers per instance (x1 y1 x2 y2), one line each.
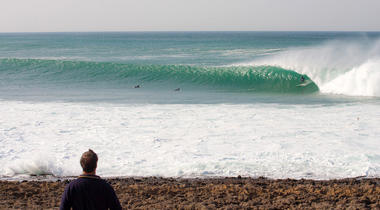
1 176 379 209
0 173 375 181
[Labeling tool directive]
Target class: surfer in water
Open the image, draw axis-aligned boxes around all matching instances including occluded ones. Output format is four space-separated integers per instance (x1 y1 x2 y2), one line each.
300 76 305 83
174 88 180 91
134 84 141 88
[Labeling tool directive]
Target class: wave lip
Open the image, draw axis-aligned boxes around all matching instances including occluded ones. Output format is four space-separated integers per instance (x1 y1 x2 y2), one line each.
0 58 319 94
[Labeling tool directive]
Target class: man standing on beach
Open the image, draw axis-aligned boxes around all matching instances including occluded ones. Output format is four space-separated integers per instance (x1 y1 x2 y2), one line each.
60 149 122 210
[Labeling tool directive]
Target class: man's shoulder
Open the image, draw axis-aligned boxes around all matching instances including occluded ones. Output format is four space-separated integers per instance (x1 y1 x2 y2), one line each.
66 175 110 187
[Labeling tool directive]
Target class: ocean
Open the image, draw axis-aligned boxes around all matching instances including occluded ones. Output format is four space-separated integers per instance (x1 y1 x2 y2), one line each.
0 32 379 180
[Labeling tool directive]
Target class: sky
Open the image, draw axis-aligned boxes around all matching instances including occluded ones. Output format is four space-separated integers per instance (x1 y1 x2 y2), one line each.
0 0 379 32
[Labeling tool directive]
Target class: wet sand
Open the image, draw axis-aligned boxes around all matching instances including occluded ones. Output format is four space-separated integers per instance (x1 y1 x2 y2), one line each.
1 177 379 209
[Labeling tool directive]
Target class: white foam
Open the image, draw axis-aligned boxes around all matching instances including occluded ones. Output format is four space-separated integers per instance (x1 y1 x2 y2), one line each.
321 59 380 96
0 101 379 180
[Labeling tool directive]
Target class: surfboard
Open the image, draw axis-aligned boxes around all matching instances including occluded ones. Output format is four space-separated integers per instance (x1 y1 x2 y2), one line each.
296 80 312 87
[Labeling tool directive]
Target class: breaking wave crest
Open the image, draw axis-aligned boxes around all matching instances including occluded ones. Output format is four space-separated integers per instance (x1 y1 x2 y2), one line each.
238 38 380 97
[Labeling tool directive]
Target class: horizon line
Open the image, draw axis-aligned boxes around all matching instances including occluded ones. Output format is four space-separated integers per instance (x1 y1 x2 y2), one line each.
1 30 380 34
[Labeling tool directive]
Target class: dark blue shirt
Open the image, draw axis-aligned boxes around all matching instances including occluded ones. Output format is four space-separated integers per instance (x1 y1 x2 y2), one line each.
60 175 122 210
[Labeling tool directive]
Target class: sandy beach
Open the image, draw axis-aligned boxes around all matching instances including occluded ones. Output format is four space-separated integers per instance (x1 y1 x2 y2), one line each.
1 177 379 209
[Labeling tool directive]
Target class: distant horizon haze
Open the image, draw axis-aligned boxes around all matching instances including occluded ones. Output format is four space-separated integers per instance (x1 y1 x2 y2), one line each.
1 0 379 32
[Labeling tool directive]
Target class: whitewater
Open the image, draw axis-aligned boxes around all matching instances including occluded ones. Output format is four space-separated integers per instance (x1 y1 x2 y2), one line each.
0 32 379 180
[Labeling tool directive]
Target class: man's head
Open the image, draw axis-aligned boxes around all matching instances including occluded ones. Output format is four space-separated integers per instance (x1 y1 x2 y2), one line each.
80 149 98 173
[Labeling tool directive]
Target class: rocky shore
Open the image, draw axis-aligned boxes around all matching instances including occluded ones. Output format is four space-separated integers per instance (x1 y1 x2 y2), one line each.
1 177 379 209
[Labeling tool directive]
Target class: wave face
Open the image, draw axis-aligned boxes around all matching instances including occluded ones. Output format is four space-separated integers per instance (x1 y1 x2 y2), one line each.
238 38 380 97
0 58 318 94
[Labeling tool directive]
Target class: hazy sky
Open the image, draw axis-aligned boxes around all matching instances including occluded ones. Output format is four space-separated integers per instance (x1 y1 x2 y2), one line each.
1 0 379 32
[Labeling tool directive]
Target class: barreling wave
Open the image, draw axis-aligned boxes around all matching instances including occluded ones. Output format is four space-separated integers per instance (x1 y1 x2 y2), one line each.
238 38 380 97
0 58 318 94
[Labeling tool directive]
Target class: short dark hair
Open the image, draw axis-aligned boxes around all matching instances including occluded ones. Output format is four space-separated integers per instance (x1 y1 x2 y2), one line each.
80 149 98 173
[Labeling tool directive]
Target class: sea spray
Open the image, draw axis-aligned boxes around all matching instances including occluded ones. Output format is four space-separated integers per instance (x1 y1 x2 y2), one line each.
321 59 380 96
5 154 66 177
